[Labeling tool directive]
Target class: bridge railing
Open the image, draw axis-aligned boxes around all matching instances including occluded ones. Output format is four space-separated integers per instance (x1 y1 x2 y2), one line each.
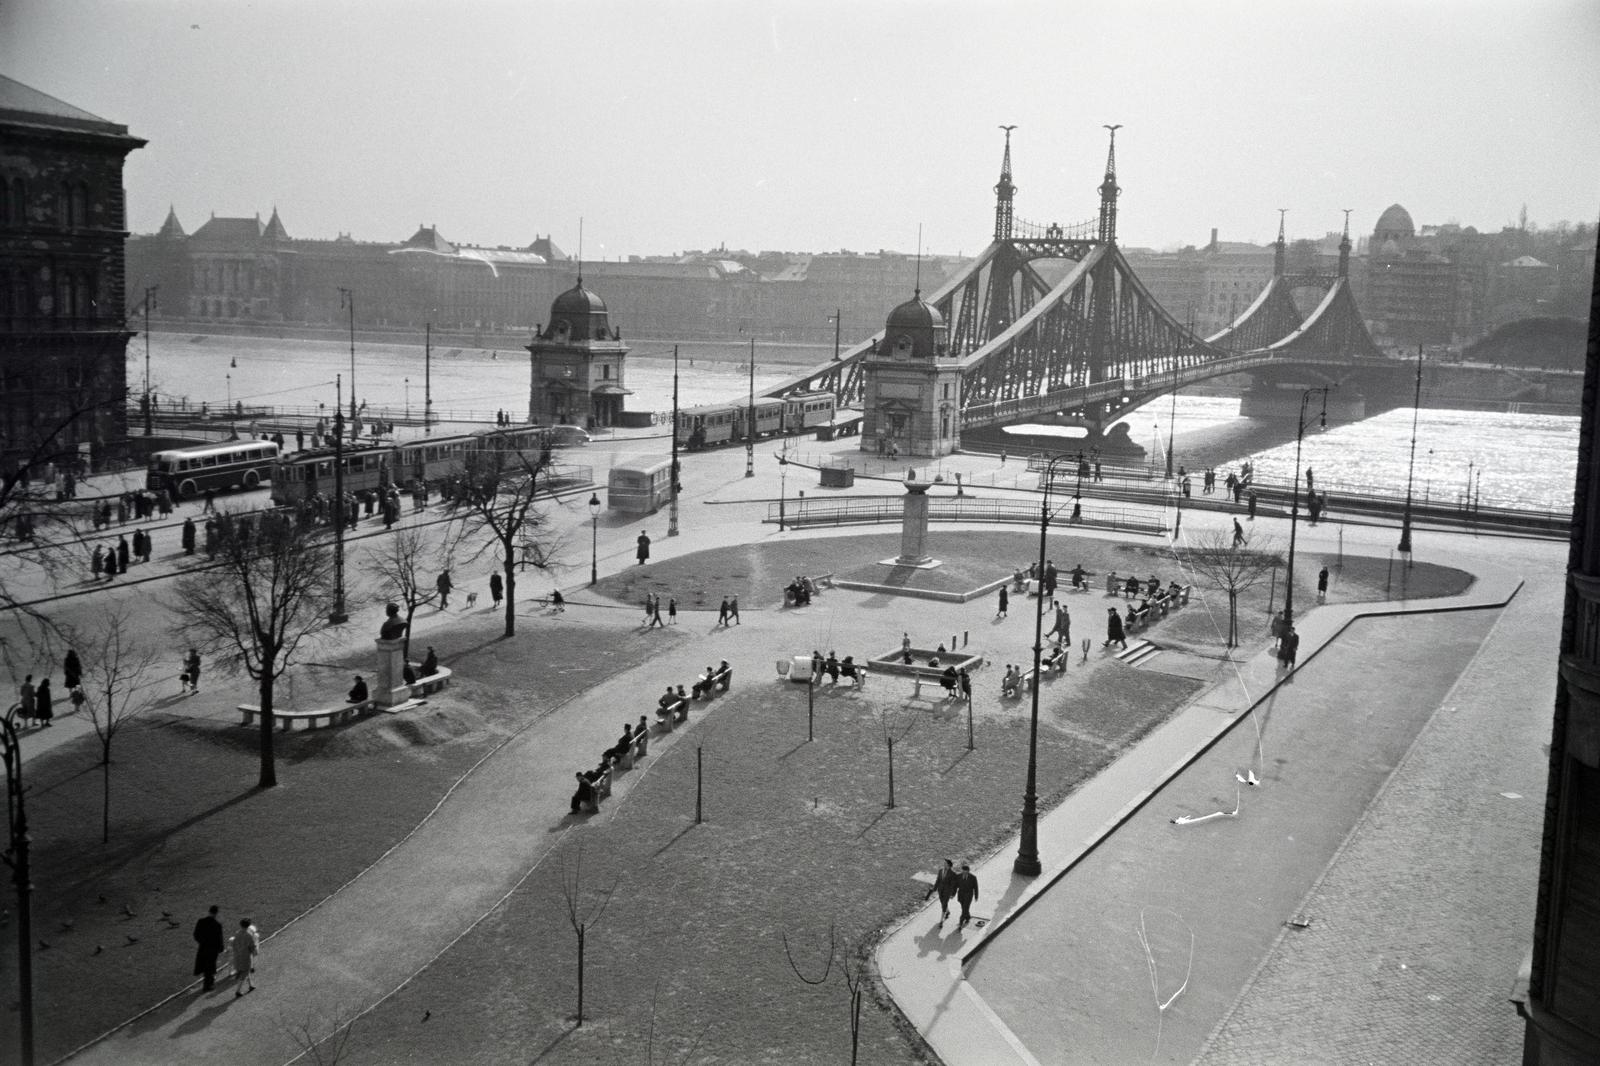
765 494 1166 537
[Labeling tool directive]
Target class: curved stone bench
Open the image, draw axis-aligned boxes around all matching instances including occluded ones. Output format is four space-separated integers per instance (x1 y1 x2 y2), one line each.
238 698 373 732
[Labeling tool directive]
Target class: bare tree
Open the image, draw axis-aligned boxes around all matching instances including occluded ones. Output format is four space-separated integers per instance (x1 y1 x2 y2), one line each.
782 923 867 1066
560 844 619 1028
283 1005 361 1066
446 438 567 638
171 510 335 788
361 523 459 659
876 705 918 809
69 605 164 843
1175 531 1284 647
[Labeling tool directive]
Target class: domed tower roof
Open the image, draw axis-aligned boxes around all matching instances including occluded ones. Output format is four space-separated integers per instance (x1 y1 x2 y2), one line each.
1373 203 1415 246
542 280 619 344
879 291 947 360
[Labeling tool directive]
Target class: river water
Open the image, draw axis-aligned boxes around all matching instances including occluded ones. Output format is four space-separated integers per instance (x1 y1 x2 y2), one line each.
132 333 1579 515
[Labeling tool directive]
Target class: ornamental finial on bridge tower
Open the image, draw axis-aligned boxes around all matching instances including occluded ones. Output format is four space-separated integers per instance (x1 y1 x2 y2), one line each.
1274 208 1288 276
1097 125 1122 244
995 125 1018 241
1339 209 1353 278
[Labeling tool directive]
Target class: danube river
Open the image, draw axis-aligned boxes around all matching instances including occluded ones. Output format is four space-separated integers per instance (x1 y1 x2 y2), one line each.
132 332 1578 515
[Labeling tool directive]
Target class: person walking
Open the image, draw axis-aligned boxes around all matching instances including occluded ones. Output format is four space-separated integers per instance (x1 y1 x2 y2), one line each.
229 918 259 997
489 571 504 608
1232 518 1246 547
19 675 35 728
648 595 665 628
183 648 202 694
1104 607 1126 650
193 905 225 991
902 632 913 665
667 597 677 625
181 516 196 555
63 648 82 692
729 595 740 624
1247 489 1257 520
955 863 980 928
35 677 53 727
1280 626 1300 669
116 534 130 573
996 585 1008 619
717 597 730 627
1318 566 1330 603
927 859 957 922
436 569 452 609
636 530 651 566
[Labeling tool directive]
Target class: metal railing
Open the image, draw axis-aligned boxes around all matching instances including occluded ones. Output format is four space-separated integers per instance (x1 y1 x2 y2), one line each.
765 494 1165 536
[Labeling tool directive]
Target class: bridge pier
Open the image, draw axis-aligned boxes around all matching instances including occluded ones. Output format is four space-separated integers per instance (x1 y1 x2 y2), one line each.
1239 385 1367 422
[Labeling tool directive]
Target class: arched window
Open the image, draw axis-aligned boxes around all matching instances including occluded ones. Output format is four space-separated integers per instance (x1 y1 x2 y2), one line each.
57 182 71 228
73 182 89 228
11 177 26 224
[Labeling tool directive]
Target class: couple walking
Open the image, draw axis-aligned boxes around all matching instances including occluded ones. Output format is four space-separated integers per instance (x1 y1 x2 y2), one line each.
927 859 980 928
192 906 259 997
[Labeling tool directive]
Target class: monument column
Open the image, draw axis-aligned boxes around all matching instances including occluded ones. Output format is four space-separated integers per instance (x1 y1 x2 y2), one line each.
895 476 934 566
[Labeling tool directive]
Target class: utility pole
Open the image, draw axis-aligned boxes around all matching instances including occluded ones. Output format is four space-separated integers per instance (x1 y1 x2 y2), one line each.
832 308 842 361
1399 345 1422 559
142 286 158 436
339 288 357 420
745 337 755 478
424 321 433 435
669 345 681 536
329 374 349 624
2 709 35 1066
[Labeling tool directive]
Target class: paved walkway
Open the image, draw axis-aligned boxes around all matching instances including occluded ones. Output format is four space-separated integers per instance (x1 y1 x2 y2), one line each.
874 535 1551 1065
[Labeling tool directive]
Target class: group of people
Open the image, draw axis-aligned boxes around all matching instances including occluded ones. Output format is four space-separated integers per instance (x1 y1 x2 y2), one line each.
14 649 82 727
785 575 818 606
716 596 741 626
926 859 981 927
570 715 654 814
89 532 151 579
92 488 174 530
809 650 865 688
190 906 259 996
641 592 677 628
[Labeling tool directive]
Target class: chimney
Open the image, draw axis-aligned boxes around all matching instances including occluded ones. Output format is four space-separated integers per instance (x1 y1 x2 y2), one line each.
1209 227 1218 251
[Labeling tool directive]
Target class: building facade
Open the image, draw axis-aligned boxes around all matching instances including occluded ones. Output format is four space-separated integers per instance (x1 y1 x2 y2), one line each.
0 75 144 471
526 280 631 428
860 290 961 458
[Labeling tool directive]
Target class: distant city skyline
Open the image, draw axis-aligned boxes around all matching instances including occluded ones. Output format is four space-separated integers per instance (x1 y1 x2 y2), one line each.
3 0 1598 258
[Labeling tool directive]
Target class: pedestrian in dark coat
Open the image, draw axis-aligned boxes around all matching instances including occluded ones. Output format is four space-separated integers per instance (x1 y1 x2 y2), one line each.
35 678 53 726
182 516 196 555
717 598 730 627
63 649 82 691
997 586 1008 619
927 859 957 921
955 864 980 927
1104 607 1126 649
1247 490 1257 519
668 597 677 624
193 905 225 990
636 530 651 565
436 570 452 608
230 919 258 997
729 595 740 624
489 572 504 607
116 534 130 572
1280 627 1300 668
1317 567 1329 602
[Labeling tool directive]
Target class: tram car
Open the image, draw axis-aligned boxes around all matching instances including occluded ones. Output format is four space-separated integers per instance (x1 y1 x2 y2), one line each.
676 391 835 450
269 425 565 506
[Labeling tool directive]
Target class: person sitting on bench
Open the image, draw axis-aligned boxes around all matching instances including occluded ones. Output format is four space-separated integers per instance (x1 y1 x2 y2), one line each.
604 722 635 762
570 772 596 813
550 589 565 612
940 665 959 697
692 666 715 698
657 686 678 719
715 660 731 689
402 662 417 685
635 715 650 741
826 651 841 685
420 647 439 677
839 656 861 685
1071 564 1087 590
1124 574 1140 598
675 684 690 714
1001 665 1020 697
1167 580 1183 601
347 675 369 703
1146 575 1161 597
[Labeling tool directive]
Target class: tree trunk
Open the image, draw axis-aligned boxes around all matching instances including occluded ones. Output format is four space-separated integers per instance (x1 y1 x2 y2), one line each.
502 552 516 638
576 921 585 1027
886 737 896 809
258 670 277 788
1228 589 1238 647
101 751 111 844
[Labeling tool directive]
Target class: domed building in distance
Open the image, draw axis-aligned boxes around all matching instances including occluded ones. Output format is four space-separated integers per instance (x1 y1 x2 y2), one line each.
859 288 962 458
525 276 631 428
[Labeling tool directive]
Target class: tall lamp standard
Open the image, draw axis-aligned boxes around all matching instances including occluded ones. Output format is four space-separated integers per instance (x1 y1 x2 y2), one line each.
777 444 789 531
338 288 357 420
668 345 681 537
1283 387 1330 634
1015 452 1073 877
329 374 349 624
745 337 756 478
141 285 158 436
588 493 600 586
2 707 36 1066
1398 345 1423 561
829 308 842 361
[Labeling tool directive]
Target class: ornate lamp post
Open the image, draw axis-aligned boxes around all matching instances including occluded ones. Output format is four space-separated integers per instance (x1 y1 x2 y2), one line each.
829 309 842 361
1015 452 1073 877
588 492 601 586
669 345 681 537
745 338 756 478
329 374 349 624
778 445 789 531
1399 345 1423 560
2 707 35 1066
339 288 357 419
1284 387 1330 633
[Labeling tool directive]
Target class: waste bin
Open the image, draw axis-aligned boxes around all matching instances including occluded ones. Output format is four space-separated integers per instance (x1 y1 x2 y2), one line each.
820 467 855 488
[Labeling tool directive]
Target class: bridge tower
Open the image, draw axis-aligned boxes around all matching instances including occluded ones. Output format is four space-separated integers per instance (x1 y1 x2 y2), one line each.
1274 208 1288 276
526 275 632 429
859 288 962 458
1085 125 1123 412
994 125 1017 240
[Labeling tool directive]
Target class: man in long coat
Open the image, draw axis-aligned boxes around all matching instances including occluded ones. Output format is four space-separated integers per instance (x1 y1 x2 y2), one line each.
955 864 980 928
193 905 225 990
636 530 651 566
927 859 957 922
182 516 196 555
1104 607 1126 649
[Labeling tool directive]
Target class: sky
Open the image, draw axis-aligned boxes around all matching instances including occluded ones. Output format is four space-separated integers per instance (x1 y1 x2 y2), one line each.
4 0 1599 258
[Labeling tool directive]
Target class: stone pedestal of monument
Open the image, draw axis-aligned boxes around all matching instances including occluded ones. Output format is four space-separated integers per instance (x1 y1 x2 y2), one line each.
882 473 941 570
373 637 413 709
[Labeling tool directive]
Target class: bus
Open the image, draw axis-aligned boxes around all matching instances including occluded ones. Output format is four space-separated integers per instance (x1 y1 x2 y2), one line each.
147 440 279 500
608 456 675 514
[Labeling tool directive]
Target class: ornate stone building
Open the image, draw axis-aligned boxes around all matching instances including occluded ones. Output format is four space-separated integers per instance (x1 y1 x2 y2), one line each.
859 289 961 458
526 278 631 428
0 75 143 469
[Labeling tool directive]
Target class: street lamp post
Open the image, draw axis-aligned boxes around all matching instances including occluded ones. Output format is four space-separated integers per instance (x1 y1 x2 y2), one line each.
778 446 789 531
2 707 36 1066
339 288 357 419
745 338 756 478
589 493 600 586
669 345 681 537
329 374 349 624
1015 453 1072 877
830 309 842 361
404 377 411 422
142 286 158 436
1398 345 1423 559
1283 387 1330 634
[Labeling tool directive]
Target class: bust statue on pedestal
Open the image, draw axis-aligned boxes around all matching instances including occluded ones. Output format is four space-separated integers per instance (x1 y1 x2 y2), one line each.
379 603 408 640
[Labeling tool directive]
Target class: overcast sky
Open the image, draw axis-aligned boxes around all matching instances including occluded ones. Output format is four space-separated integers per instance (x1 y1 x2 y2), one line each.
4 0 1598 257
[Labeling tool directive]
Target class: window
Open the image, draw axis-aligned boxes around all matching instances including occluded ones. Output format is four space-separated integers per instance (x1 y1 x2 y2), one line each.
72 183 88 228
10 178 24 224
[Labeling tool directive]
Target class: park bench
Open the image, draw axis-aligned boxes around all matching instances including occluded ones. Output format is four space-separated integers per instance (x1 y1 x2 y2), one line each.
614 728 650 770
656 697 691 732
1041 645 1068 675
1126 603 1151 632
238 698 372 732
700 663 732 698
407 664 453 697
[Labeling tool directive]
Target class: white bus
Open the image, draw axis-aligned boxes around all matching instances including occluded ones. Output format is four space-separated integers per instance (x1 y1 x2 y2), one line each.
607 456 674 514
147 440 279 500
